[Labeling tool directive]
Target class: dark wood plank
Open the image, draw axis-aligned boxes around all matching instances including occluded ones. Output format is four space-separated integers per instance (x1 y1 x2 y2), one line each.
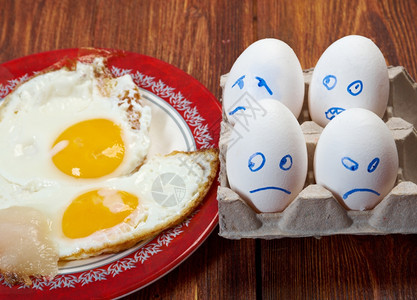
256 0 417 79
260 235 417 299
93 0 256 101
130 232 257 300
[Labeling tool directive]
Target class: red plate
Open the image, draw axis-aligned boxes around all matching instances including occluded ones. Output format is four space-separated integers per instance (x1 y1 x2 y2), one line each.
0 49 221 299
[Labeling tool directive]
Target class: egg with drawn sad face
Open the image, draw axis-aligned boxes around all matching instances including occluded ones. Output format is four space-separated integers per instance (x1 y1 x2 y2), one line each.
314 108 398 210
226 99 308 213
223 38 305 124
308 35 389 128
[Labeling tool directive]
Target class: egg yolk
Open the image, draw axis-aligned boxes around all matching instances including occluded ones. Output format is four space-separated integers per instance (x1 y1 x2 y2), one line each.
62 189 139 239
51 119 125 178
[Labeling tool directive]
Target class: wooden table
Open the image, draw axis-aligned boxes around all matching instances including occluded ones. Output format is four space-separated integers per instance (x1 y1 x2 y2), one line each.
1 0 417 299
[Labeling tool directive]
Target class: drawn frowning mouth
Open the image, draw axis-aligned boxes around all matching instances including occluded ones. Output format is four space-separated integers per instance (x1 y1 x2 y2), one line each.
249 186 291 194
342 188 380 200
228 106 246 115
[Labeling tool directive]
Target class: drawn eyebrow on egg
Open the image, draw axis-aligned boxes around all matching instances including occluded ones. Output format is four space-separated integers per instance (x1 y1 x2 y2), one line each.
232 75 246 89
255 76 273 95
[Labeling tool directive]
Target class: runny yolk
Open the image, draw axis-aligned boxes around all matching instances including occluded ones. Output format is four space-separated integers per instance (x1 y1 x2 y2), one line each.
51 119 125 178
62 189 139 239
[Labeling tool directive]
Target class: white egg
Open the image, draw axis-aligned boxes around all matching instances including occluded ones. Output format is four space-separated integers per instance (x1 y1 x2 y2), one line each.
0 58 151 185
223 38 304 124
314 108 398 210
308 35 389 127
226 99 308 213
0 149 218 259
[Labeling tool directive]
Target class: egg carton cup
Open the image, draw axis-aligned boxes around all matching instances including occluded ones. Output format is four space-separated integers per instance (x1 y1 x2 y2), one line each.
217 66 417 239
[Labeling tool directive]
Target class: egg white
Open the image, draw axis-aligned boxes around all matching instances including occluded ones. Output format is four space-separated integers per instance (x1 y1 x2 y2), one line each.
0 58 151 185
0 150 217 259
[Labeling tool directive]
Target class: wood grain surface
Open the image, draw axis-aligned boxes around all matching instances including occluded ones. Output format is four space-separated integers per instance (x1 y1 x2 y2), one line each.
0 0 416 299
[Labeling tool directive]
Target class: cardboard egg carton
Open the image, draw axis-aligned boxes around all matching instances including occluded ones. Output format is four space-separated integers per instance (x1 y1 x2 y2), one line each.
217 66 417 239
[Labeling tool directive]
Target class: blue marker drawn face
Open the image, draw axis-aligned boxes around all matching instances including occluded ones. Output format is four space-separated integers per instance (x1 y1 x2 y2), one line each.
247 152 292 195
340 156 381 199
347 80 363 96
228 75 274 118
322 78 364 121
323 75 337 90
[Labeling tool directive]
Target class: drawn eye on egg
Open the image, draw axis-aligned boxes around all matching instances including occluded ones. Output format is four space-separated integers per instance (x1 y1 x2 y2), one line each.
279 154 293 170
347 80 363 96
248 152 266 172
322 75 337 90
367 157 380 173
341 156 359 171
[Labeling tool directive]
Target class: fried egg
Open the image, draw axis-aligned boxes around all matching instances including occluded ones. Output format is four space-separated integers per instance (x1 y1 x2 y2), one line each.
0 149 218 260
0 57 151 184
